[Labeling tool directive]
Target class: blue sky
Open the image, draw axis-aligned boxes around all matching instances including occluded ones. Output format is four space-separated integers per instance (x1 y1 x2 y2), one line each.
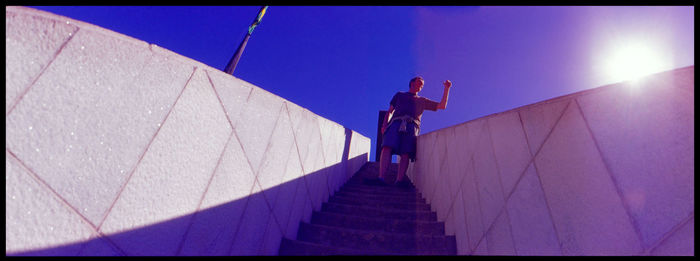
29 6 694 160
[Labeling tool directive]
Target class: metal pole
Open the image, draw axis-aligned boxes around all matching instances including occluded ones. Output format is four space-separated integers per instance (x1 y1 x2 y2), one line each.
224 6 268 75
376 110 387 162
224 33 251 75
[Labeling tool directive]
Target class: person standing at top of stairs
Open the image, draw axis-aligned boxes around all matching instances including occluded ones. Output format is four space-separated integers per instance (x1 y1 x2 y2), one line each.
367 76 452 187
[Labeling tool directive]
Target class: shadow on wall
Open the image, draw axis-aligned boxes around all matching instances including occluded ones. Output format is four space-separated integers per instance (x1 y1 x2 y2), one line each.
9 126 368 256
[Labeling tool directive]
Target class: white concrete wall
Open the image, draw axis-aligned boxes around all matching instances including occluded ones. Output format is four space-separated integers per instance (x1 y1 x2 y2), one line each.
6 6 370 256
407 66 694 256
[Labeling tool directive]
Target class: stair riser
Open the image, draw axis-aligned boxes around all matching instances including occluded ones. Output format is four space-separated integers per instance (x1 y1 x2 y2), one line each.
343 182 417 190
340 186 421 197
279 238 365 255
329 197 432 211
297 223 455 253
321 203 437 222
344 182 414 190
331 194 428 205
346 174 403 181
311 211 445 235
279 238 444 256
334 191 425 202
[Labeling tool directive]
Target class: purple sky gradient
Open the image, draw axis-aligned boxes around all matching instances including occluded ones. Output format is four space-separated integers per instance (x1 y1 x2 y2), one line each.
29 6 694 160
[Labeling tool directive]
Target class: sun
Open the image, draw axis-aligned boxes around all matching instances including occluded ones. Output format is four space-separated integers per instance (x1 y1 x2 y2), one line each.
604 42 669 84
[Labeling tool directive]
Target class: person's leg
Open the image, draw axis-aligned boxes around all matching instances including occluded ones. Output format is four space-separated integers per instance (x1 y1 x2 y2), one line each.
396 123 417 184
396 153 410 182
379 146 393 180
378 122 399 183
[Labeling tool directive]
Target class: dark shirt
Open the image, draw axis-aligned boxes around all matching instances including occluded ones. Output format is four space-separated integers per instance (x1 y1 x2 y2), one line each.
389 91 439 123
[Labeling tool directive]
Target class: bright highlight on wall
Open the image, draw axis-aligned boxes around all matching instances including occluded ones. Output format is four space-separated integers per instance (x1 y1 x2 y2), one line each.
604 41 670 85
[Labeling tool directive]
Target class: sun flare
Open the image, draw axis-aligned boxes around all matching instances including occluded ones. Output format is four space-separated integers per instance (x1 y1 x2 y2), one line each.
604 42 669 83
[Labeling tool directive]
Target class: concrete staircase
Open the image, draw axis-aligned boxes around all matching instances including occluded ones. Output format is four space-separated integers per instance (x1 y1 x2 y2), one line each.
279 162 457 255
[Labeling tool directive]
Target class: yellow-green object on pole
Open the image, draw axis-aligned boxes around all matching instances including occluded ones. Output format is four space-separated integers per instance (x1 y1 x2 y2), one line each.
249 6 267 34
225 6 268 75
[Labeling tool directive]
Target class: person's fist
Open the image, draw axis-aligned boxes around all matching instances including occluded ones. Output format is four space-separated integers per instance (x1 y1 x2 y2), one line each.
443 80 452 88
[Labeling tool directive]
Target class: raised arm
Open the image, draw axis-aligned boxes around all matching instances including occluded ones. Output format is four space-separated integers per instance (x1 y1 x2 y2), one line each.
437 80 452 110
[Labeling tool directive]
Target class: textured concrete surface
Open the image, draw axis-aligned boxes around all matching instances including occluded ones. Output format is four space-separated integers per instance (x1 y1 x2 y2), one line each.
6 6 369 256
506 163 561 255
485 209 516 255
576 67 694 249
98 68 233 255
535 101 642 255
407 66 694 255
5 11 78 114
6 153 98 255
488 111 533 196
178 134 255 256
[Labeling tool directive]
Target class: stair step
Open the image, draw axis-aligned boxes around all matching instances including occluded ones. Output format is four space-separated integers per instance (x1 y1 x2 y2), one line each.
279 237 366 255
280 162 457 255
340 185 421 197
334 190 426 202
321 202 437 222
344 181 416 191
349 164 397 172
297 222 457 254
346 173 407 181
343 181 417 191
311 211 445 235
347 172 404 183
279 238 431 255
331 193 427 205
328 195 432 211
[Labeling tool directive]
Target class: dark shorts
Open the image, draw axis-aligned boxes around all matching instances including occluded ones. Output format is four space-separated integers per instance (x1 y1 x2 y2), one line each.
381 121 419 161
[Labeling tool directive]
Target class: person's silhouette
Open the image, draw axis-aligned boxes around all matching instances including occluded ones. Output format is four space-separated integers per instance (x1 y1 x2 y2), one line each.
368 76 452 187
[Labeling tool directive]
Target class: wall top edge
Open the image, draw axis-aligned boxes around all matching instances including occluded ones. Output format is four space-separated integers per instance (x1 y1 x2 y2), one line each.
7 6 371 141
8 6 225 74
420 65 694 136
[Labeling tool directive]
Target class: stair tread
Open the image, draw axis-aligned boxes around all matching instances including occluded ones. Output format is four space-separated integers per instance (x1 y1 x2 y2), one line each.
279 238 445 256
336 188 423 197
343 182 417 190
340 185 421 196
280 237 368 255
333 191 425 203
311 211 445 235
334 191 424 202
328 196 432 211
300 221 452 240
331 194 428 205
297 222 456 253
321 202 437 221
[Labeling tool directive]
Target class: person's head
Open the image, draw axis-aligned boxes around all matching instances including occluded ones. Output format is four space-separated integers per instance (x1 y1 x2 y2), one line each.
409 76 424 93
